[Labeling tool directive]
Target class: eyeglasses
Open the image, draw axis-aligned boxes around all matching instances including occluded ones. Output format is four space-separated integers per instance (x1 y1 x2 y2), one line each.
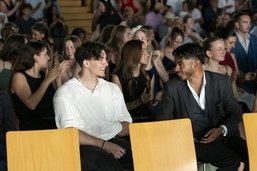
209 48 226 52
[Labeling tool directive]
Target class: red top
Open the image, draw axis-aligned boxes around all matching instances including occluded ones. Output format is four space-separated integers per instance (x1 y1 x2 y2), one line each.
219 52 236 73
120 0 139 13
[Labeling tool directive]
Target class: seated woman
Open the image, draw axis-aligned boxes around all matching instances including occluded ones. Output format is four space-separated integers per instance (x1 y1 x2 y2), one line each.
202 37 239 99
105 25 132 76
202 37 246 140
112 39 155 122
162 27 184 81
10 41 69 130
60 35 81 84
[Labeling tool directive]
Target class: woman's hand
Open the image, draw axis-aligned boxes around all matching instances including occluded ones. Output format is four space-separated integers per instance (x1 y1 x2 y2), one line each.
140 89 151 104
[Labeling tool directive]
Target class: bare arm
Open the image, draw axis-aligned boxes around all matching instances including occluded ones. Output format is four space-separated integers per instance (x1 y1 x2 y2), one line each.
227 65 240 100
11 66 61 110
117 121 129 136
0 1 20 17
230 53 240 76
79 130 126 159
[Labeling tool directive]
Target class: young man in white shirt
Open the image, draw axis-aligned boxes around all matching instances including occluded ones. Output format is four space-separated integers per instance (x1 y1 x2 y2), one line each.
54 41 133 171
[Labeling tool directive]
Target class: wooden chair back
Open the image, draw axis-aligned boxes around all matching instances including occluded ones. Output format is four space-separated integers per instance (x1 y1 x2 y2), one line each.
6 128 81 171
243 113 257 171
129 119 198 171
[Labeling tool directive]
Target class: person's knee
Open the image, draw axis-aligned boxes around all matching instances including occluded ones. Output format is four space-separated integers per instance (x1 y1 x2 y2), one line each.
218 153 241 171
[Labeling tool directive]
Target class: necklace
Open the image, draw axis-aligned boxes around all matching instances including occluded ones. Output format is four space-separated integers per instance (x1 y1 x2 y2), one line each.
77 76 98 93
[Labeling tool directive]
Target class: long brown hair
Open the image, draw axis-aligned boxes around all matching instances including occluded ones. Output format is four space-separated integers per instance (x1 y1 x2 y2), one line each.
114 39 150 92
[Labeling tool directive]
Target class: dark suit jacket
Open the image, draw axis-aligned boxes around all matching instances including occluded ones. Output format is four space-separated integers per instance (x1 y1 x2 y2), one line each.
159 71 241 135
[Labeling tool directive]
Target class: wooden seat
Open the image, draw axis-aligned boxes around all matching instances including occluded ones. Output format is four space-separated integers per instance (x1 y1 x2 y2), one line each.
129 119 198 171
243 113 257 171
6 128 81 171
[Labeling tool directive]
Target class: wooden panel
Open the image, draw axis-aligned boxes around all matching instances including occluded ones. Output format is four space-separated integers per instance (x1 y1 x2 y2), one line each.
129 119 197 171
243 113 257 171
6 128 81 171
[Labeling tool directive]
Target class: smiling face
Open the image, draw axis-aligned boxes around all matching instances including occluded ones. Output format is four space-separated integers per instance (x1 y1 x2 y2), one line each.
86 50 108 78
175 58 197 80
65 40 76 59
207 39 226 62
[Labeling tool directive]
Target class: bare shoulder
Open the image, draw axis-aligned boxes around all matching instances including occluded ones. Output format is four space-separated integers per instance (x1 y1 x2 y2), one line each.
11 72 28 92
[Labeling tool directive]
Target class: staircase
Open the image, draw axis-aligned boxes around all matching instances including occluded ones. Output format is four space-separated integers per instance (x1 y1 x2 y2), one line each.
58 0 93 38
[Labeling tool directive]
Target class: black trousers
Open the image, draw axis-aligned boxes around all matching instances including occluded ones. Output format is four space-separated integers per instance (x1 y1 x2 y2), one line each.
195 135 249 171
80 137 133 171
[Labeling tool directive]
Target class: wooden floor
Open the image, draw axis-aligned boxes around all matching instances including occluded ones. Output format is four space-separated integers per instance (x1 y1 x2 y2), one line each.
59 0 93 38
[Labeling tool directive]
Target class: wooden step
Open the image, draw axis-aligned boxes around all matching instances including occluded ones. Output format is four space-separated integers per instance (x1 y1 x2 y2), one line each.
66 20 91 27
60 7 89 13
59 0 82 7
69 26 92 33
61 13 92 20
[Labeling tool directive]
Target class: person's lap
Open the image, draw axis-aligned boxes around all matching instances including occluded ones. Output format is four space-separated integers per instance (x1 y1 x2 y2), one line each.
195 135 248 171
80 138 133 171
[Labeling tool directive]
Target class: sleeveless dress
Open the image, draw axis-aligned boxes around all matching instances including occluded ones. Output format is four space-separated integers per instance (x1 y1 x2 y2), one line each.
11 71 56 130
116 72 155 122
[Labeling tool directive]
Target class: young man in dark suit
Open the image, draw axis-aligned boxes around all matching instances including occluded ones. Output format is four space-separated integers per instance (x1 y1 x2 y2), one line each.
159 43 249 171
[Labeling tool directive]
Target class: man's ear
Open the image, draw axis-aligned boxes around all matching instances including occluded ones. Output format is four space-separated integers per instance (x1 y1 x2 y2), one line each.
235 22 239 29
83 60 89 68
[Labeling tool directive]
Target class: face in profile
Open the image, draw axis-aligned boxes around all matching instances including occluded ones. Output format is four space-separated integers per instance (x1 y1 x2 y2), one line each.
35 48 50 69
87 50 108 78
140 43 150 65
175 58 196 80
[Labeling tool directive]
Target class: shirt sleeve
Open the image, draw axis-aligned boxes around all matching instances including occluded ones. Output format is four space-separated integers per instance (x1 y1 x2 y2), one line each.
111 84 132 123
53 89 82 129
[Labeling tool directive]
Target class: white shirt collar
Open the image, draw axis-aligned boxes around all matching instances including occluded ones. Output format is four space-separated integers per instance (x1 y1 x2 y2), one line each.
187 71 206 110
